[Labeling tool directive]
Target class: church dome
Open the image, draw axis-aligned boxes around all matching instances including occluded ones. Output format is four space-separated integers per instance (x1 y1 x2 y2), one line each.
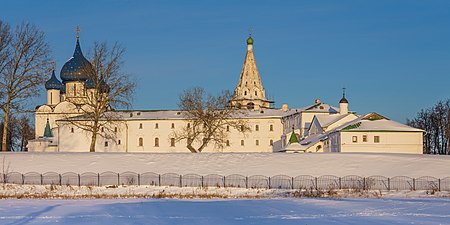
45 70 62 90
247 36 254 45
339 96 348 103
60 38 93 82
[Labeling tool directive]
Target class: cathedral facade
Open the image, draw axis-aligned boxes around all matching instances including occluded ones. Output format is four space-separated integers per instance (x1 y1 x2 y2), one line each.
27 33 424 154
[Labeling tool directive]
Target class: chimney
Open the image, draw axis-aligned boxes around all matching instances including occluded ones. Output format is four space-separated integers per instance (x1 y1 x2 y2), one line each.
282 104 288 112
315 99 321 104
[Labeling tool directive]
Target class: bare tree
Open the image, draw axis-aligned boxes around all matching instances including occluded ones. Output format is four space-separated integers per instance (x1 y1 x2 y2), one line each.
64 42 135 152
173 87 250 153
0 21 51 151
407 99 450 155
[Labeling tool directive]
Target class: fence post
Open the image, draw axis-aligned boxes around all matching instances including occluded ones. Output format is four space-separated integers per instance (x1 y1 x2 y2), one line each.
201 176 204 188
59 174 62 186
138 174 141 186
158 174 161 186
22 174 24 185
315 177 318 190
339 177 342 189
179 175 182 187
291 177 294 189
98 173 100 187
412 178 416 191
268 177 271 189
78 174 81 187
40 174 43 185
438 178 441 192
363 177 366 190
387 178 390 191
223 176 226 188
117 173 120 186
246 176 248 189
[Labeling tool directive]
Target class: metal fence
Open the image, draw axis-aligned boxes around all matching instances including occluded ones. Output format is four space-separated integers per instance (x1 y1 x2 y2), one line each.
1 172 449 191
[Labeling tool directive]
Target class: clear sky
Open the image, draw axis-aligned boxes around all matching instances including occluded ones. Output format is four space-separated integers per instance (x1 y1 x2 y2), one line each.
1 0 449 122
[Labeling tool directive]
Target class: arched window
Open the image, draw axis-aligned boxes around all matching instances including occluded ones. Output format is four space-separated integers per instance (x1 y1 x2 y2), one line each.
104 141 108 147
226 125 230 132
170 138 175 147
139 123 143 129
270 124 274 131
255 125 259 131
270 139 273 146
114 127 118 132
139 137 143 147
187 123 191 128
155 123 159 129
171 123 175 129
226 140 230 146
244 91 247 95
247 103 255 110
155 137 159 147
255 91 257 96
71 127 74 133
118 140 121 145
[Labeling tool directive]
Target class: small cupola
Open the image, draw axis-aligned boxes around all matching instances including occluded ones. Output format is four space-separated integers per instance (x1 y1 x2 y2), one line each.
339 88 349 114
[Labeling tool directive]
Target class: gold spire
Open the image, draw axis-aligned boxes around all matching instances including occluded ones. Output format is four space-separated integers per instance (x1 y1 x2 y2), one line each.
51 61 55 71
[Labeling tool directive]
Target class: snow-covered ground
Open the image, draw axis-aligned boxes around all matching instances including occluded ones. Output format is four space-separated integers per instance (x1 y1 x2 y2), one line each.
1 198 450 224
2 152 450 178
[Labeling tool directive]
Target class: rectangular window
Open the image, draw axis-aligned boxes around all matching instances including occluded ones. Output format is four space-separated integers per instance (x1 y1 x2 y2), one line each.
104 141 108 147
270 140 273 146
171 123 175 129
139 123 143 129
362 135 367 142
270 125 273 131
155 123 159 129
255 140 259 146
374 136 380 143
241 140 244 146
352 136 357 143
170 138 175 147
139 138 143 147
226 140 230 147
226 125 230 132
255 125 259 131
118 140 121 145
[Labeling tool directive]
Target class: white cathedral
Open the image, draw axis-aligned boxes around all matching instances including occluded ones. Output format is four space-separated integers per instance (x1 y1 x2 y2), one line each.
27 33 424 154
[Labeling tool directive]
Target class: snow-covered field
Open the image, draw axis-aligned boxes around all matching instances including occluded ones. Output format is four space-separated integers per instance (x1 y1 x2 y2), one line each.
2 152 450 178
1 198 450 225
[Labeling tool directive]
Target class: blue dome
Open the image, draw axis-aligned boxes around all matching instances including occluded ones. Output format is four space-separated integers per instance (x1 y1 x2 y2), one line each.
85 79 110 93
60 38 93 82
45 70 62 90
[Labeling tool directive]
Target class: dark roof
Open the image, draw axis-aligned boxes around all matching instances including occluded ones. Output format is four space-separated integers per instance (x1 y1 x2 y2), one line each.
60 38 93 82
339 97 348 103
45 70 62 90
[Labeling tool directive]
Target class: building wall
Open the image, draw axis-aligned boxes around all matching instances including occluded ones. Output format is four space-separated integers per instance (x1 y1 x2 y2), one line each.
338 131 423 154
47 117 285 153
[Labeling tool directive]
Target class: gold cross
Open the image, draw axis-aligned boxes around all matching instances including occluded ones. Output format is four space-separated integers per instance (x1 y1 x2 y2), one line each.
248 27 253 36
52 61 56 71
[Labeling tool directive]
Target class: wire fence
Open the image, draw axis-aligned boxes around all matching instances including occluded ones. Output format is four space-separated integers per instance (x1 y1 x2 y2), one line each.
1 172 449 191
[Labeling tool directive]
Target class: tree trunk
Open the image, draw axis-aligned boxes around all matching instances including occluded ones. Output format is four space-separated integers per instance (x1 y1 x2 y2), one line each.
90 131 97 152
1 99 10 152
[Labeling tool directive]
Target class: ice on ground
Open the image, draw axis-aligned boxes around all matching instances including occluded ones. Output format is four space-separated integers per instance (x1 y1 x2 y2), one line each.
1 198 450 225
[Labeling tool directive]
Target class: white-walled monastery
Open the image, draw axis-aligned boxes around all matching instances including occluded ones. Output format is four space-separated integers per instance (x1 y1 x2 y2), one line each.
27 33 424 154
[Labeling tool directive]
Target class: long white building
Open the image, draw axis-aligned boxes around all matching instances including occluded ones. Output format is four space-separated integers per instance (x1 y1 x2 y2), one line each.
27 33 424 153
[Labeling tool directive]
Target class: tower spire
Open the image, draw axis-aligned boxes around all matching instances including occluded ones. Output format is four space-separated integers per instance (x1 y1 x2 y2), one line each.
75 25 80 40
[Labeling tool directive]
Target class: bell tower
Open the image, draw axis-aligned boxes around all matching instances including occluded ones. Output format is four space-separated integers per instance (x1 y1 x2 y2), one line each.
230 34 273 110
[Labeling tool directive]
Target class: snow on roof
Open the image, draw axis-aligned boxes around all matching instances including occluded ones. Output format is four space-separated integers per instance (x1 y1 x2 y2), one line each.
303 102 339 113
314 114 350 128
336 113 424 132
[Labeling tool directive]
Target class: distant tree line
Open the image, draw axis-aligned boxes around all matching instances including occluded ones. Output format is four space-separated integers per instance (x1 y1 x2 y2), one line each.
407 99 450 155
0 115 34 151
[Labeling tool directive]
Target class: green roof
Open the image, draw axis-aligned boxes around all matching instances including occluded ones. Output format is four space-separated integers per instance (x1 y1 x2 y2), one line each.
44 119 53 138
288 131 299 144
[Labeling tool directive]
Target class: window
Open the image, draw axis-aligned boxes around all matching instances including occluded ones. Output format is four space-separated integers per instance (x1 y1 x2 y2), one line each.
374 136 380 143
50 92 53 104
137 112 141 116
255 140 259 146
241 140 244 146
362 135 367 142
130 113 133 117
244 91 247 95
270 139 273 146
118 140 121 145
74 84 77 96
255 91 257 96
138 137 143 146
187 123 191 128
170 138 175 147
155 123 159 129
240 125 244 132
114 127 118 132
352 136 358 143
226 140 230 147
270 125 274 131
171 123 175 129
104 141 108 147
101 127 104 132
71 127 74 133
154 137 159 147
226 125 230 132
139 123 143 129
255 125 259 131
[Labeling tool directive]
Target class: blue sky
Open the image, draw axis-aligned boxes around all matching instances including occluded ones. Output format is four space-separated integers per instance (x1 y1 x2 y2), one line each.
1 0 449 122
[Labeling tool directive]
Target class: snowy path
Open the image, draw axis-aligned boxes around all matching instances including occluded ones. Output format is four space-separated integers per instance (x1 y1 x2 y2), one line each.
0 198 449 225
